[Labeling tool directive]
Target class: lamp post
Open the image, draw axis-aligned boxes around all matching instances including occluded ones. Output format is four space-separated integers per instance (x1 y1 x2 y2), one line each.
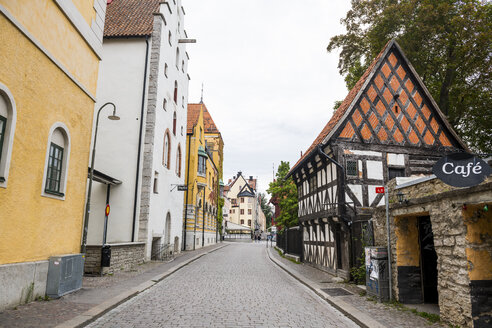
81 102 120 254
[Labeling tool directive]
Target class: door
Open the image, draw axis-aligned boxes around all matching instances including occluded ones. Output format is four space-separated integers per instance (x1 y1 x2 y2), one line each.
418 216 438 303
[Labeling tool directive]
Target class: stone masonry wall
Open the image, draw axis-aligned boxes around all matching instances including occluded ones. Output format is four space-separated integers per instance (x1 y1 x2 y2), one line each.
372 176 492 328
84 243 145 275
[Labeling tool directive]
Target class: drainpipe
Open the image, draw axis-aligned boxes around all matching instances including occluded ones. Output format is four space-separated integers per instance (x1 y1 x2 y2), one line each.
132 36 150 242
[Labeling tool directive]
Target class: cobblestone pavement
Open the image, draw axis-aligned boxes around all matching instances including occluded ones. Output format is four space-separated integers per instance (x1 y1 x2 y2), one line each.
0 244 223 328
267 246 446 328
87 242 358 328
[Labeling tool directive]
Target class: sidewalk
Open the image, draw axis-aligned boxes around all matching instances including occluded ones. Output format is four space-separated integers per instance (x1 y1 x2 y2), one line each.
266 246 446 328
0 243 227 328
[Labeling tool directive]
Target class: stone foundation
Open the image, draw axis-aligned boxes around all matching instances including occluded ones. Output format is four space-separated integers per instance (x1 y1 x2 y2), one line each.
84 242 145 275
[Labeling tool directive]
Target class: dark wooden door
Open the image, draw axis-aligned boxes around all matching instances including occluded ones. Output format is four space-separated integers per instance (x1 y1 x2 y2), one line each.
418 216 438 303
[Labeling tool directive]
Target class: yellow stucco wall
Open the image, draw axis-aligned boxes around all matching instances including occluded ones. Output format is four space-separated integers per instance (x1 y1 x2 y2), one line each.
395 216 420 267
184 108 221 234
0 9 96 264
463 204 492 281
72 0 97 26
0 0 99 95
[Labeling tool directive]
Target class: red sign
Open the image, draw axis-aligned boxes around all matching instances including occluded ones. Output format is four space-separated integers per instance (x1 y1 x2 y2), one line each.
105 204 110 216
375 187 385 194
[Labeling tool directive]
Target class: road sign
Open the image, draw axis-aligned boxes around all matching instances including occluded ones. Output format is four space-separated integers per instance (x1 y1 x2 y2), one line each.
177 185 188 191
105 204 110 216
375 187 385 194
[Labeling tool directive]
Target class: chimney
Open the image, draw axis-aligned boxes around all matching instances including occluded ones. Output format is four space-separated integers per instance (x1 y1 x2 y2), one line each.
228 179 232 184
249 176 253 180
238 171 242 176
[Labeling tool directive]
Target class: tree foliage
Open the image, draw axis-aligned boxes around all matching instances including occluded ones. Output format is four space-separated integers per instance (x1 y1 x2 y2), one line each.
258 192 273 229
267 161 298 228
327 0 491 152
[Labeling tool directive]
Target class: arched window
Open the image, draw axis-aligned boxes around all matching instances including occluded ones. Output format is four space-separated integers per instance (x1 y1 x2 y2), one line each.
42 123 70 198
173 112 177 135
165 212 171 245
163 130 171 169
173 81 178 103
176 47 180 68
164 63 168 77
163 98 167 111
176 144 182 177
0 83 17 188
168 31 172 45
181 60 185 72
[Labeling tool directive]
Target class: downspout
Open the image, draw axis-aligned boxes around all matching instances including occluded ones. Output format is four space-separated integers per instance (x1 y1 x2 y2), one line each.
182 133 192 250
132 36 150 242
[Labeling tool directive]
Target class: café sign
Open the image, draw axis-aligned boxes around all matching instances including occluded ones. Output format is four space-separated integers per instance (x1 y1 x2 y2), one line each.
432 153 492 188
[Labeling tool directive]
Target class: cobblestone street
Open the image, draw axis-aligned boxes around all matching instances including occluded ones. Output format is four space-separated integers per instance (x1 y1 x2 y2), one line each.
87 243 358 328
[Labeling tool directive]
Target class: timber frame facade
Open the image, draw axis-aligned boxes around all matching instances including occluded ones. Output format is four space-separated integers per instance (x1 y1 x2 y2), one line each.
288 40 467 279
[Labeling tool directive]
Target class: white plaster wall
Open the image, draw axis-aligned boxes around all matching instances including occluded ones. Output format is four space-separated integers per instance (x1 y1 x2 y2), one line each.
145 1 189 258
88 38 149 245
367 160 383 180
347 184 363 205
387 153 405 166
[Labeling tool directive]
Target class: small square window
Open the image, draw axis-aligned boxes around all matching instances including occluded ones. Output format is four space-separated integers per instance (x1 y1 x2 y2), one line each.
388 167 405 180
347 160 358 177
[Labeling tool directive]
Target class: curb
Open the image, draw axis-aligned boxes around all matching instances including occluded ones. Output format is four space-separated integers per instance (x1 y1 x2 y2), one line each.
56 244 228 328
266 247 386 328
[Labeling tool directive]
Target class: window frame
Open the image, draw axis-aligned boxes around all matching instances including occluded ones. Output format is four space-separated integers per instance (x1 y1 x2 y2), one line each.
44 142 64 196
163 131 171 169
197 155 206 176
346 160 358 177
0 115 6 166
0 83 17 188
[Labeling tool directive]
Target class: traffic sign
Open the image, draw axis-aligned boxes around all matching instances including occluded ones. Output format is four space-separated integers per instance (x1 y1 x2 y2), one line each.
105 204 110 216
177 185 188 191
375 187 385 194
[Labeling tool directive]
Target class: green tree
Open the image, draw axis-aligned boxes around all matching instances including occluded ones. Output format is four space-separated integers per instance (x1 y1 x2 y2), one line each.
258 192 273 229
327 0 491 152
267 161 298 228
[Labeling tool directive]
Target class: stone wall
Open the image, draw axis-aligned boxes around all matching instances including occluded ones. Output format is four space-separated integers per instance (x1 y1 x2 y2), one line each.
372 176 492 328
84 242 145 275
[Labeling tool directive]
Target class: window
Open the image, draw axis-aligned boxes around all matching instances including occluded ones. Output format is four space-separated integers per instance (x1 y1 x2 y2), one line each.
0 85 17 186
248 220 251 226
163 131 171 168
240 209 244 215
176 144 182 177
248 209 252 215
388 167 405 180
174 81 178 103
241 197 244 203
309 175 317 193
182 96 184 108
181 126 183 135
176 48 180 68
229 209 232 214
173 112 177 135
45 143 64 195
199 127 203 141
240 219 244 224
42 124 70 198
153 172 159 193
168 31 172 45
198 155 206 175
347 160 358 177
181 60 185 73
163 98 167 111
164 63 168 77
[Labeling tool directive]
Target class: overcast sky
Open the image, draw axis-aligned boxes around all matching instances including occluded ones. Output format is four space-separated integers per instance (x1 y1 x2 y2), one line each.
184 1 352 196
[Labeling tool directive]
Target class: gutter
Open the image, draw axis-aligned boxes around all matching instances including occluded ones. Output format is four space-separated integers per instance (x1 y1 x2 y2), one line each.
132 36 150 242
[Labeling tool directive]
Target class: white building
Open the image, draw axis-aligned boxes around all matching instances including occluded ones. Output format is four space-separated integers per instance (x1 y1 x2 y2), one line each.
86 0 190 269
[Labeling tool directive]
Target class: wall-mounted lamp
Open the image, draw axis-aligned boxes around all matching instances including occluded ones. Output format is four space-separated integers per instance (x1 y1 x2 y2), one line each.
397 191 408 204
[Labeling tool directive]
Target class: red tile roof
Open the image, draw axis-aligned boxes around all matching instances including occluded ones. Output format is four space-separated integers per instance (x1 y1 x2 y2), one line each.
187 104 201 134
290 40 391 174
188 102 221 134
104 0 160 38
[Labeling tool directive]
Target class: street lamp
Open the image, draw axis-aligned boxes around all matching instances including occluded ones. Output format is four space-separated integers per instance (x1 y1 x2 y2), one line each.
81 102 120 254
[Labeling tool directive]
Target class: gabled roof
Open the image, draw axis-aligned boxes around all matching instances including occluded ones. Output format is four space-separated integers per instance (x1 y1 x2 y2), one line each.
188 102 220 134
290 40 467 175
237 184 255 197
187 104 202 134
104 0 160 38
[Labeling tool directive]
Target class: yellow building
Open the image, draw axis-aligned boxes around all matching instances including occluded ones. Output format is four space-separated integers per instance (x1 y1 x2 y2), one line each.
183 103 224 250
0 1 105 309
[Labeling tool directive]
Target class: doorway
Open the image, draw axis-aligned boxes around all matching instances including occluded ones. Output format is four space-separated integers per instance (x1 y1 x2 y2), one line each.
417 216 438 303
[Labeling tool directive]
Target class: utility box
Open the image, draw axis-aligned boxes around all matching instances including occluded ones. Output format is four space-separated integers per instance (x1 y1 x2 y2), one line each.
365 247 389 302
101 245 111 267
46 254 84 298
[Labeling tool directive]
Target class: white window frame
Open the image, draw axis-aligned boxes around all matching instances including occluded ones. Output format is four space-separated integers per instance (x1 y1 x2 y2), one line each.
41 122 71 200
0 82 17 188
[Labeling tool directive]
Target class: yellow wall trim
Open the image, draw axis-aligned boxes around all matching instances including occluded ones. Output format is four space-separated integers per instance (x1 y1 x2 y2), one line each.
0 6 96 101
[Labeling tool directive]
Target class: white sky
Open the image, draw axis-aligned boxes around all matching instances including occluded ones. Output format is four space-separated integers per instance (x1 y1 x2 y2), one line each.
184 0 352 196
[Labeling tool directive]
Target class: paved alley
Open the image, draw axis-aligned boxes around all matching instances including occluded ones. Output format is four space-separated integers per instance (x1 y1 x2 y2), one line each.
87 243 358 328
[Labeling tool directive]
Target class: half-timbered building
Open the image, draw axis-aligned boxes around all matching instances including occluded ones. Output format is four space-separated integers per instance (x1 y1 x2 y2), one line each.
288 40 468 279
